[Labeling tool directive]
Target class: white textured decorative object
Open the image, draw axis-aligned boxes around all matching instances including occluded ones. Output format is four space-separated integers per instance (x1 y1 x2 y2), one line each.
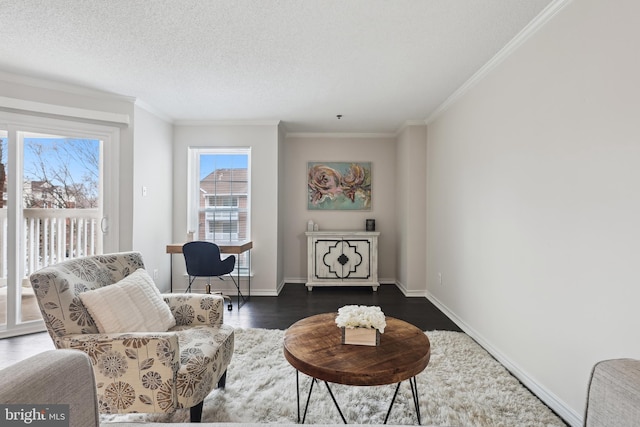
336 305 385 346
307 220 314 231
335 305 386 332
341 327 380 346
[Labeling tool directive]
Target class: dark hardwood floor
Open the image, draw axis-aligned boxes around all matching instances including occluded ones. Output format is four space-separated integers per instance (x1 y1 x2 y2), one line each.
0 283 460 369
227 283 461 331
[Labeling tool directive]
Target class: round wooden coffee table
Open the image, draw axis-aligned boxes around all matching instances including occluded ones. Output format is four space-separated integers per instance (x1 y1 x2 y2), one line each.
283 313 430 424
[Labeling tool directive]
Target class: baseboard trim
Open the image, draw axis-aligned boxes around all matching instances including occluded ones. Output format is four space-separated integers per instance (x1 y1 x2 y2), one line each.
394 280 429 297
0 320 46 339
425 291 582 427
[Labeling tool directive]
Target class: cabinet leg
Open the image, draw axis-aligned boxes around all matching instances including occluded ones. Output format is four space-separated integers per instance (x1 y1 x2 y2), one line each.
306 285 313 292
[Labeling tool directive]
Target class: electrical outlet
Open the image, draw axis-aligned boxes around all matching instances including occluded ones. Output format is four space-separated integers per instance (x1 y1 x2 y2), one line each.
438 272 442 285
153 269 159 280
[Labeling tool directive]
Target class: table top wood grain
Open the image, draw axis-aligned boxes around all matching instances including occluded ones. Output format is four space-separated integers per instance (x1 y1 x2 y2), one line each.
283 313 430 386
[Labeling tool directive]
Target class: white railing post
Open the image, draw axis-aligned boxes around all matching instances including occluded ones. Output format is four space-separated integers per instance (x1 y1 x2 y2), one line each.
58 217 64 263
77 218 84 258
18 209 101 275
89 219 96 256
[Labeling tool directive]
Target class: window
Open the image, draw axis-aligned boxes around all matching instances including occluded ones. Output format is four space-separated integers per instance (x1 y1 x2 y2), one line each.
189 148 250 272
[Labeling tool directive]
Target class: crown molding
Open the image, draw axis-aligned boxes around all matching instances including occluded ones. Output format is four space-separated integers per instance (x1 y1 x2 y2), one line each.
285 132 395 139
0 70 136 104
174 119 281 127
0 96 130 125
134 99 173 123
425 0 572 125
395 120 428 136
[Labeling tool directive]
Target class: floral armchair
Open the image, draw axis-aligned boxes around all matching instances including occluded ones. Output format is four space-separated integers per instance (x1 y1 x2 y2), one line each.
29 252 234 422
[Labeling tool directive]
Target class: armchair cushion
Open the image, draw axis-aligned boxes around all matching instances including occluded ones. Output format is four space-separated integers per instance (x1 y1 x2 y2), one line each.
79 268 176 333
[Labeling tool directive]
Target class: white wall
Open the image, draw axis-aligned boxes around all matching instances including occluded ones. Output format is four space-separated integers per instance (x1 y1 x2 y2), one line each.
277 126 286 291
132 105 173 292
426 0 640 424
282 135 397 284
396 125 427 296
172 123 281 295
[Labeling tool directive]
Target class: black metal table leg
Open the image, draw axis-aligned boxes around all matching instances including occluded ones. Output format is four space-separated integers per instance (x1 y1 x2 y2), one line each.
296 373 420 425
323 381 348 424
384 378 421 425
296 370 300 423
384 382 402 424
301 377 316 424
410 376 421 425
296 373 347 424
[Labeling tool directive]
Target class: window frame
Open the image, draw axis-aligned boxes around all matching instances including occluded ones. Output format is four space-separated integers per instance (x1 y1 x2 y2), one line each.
188 147 251 273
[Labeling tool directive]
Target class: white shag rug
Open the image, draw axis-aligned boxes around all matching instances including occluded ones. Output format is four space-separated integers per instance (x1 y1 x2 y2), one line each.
102 328 567 426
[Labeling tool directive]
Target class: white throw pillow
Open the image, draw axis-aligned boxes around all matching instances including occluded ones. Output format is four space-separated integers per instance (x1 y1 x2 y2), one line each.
79 268 176 333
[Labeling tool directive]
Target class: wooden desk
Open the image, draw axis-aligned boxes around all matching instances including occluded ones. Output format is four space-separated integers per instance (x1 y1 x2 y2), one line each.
284 313 430 424
166 241 253 255
166 241 252 307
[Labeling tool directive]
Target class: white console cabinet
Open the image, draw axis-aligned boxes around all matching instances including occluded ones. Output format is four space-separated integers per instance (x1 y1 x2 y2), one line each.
305 231 380 291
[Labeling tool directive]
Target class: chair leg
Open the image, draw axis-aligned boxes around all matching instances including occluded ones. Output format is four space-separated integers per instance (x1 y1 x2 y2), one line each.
190 400 204 422
217 370 227 388
186 276 195 293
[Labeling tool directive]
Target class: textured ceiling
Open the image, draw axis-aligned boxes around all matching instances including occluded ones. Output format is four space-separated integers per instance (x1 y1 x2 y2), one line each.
0 0 554 133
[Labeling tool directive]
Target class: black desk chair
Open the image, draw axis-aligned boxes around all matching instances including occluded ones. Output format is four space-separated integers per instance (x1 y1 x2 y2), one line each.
183 241 237 310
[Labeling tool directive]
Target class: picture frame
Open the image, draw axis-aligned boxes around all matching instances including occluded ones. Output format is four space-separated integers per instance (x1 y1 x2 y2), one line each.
307 161 371 210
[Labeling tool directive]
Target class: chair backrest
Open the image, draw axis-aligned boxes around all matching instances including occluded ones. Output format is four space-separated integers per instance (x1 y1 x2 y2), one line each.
183 241 233 277
29 252 145 344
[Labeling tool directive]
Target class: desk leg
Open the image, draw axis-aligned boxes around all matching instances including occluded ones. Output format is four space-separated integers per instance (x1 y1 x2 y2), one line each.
234 249 250 309
237 255 240 309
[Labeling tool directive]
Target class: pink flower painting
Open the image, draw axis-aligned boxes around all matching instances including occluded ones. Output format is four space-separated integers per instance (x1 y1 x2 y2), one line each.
307 162 371 210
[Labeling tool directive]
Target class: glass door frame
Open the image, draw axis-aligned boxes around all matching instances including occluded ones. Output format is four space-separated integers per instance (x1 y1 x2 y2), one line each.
0 111 120 338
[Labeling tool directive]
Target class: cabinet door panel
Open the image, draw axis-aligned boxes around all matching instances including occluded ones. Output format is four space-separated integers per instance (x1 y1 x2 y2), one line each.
314 239 343 279
342 239 371 280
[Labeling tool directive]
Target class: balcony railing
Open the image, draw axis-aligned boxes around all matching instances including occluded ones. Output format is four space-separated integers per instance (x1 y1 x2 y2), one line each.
0 208 102 280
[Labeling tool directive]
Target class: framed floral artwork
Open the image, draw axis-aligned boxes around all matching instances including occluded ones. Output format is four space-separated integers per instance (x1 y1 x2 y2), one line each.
307 162 371 210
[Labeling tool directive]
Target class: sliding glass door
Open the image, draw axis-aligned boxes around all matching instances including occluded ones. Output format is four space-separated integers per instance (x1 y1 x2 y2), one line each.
0 114 118 337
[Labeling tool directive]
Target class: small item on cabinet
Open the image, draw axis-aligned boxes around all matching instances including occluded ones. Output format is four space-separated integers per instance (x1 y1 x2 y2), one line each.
313 223 319 231
307 220 314 231
366 219 375 231
187 230 195 241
